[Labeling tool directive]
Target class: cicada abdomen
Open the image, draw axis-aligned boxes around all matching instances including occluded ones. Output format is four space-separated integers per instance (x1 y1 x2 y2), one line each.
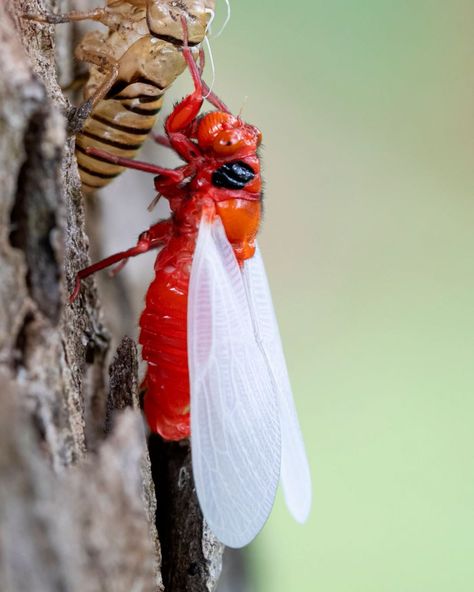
24 0 215 192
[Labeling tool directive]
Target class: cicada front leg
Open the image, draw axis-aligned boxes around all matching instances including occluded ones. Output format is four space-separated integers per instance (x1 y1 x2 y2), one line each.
160 17 206 164
68 48 119 133
196 46 230 113
22 6 109 25
22 6 117 133
165 18 203 129
163 19 230 163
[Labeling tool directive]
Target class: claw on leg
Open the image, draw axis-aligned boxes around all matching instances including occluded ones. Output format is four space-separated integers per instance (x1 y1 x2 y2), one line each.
67 99 94 134
69 277 82 304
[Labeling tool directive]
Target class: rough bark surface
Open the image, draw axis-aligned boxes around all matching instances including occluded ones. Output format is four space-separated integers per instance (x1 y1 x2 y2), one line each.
0 1 224 591
149 437 224 592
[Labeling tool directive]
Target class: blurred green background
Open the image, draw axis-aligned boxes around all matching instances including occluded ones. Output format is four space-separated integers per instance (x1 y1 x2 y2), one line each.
101 0 473 589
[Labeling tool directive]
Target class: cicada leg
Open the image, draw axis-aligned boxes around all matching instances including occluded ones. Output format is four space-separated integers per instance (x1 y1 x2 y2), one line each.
164 18 203 132
151 134 172 149
162 19 230 161
23 7 120 133
197 47 230 113
83 147 192 182
22 7 108 25
67 49 120 133
70 220 172 303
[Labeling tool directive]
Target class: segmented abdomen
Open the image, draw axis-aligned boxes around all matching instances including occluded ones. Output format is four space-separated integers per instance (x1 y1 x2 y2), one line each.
76 91 163 192
139 236 194 441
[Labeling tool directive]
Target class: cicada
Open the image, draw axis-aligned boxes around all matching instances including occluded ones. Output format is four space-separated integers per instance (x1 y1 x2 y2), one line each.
71 20 311 547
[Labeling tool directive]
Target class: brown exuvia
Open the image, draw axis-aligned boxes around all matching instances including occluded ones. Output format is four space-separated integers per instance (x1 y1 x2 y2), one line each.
25 0 215 192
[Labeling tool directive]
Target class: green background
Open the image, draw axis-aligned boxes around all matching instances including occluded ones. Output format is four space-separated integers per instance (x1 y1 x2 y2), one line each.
102 0 473 589
210 1 473 590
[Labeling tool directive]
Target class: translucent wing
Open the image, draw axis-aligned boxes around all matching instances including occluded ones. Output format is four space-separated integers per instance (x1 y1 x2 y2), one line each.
188 216 281 548
243 245 312 523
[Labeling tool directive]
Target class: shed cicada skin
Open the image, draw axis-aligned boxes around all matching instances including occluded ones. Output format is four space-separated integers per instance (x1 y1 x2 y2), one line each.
24 0 215 192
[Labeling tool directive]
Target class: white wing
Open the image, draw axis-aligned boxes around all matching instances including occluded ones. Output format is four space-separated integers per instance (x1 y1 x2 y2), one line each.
188 216 281 548
243 245 312 523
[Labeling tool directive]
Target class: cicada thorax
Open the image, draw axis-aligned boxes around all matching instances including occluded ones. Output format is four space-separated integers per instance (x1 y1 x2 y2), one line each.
72 0 214 192
192 112 263 260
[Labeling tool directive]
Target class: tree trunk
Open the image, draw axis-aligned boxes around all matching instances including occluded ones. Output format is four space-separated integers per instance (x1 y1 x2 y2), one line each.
0 1 224 590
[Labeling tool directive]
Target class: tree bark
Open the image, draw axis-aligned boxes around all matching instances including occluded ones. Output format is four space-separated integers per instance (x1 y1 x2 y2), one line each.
0 1 224 590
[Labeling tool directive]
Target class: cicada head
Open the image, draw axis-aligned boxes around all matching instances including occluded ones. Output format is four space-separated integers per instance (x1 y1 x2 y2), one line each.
196 112 262 158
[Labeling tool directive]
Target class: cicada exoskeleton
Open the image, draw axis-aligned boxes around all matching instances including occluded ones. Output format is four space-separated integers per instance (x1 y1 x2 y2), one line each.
25 0 215 191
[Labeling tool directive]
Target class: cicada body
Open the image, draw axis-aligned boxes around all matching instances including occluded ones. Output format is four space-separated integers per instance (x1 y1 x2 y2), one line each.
71 24 311 547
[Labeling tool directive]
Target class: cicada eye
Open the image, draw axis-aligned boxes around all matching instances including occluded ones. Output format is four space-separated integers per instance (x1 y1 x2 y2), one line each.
212 129 247 155
212 161 256 190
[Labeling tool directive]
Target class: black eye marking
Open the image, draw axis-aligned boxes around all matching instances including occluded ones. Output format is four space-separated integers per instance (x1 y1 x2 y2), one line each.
212 161 256 190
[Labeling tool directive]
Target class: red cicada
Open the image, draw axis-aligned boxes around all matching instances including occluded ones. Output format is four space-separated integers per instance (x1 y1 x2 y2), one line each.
72 22 311 547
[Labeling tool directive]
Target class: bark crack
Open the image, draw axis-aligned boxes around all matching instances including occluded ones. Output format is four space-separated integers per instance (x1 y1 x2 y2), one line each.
9 103 63 324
